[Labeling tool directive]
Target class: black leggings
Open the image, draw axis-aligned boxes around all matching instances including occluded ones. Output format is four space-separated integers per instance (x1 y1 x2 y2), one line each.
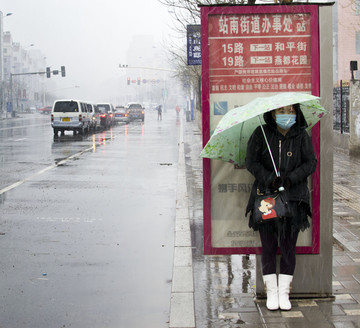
259 224 299 275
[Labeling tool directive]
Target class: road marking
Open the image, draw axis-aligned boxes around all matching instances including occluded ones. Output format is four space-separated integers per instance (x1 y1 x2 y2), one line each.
36 216 103 223
0 145 94 195
0 123 48 131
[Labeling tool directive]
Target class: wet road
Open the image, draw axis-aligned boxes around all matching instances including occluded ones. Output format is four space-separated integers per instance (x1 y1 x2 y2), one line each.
183 120 257 328
0 111 181 327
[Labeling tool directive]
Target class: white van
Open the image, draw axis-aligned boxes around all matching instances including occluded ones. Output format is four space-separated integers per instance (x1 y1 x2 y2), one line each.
51 99 91 136
87 103 100 130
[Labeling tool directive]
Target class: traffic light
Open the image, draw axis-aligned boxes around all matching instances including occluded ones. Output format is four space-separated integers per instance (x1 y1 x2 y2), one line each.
127 77 130 85
46 67 51 78
61 66 66 77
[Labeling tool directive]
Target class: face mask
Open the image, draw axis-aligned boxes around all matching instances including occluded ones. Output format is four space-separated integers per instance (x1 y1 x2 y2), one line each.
275 114 296 130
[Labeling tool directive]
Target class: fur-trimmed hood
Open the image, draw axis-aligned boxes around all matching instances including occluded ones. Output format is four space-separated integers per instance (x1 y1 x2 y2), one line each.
263 103 308 133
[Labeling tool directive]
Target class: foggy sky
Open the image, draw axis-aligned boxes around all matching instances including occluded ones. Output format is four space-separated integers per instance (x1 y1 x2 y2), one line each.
1 0 175 102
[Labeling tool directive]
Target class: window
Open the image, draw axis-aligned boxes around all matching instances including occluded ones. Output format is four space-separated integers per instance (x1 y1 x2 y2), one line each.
54 101 79 113
356 31 360 54
356 0 360 15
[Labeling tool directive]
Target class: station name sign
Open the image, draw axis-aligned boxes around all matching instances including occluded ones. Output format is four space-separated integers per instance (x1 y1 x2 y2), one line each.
209 13 312 93
187 25 201 66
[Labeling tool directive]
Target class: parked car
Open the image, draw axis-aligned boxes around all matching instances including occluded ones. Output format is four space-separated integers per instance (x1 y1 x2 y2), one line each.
39 106 52 114
114 106 130 124
51 99 91 136
126 102 145 122
97 103 115 128
87 103 100 130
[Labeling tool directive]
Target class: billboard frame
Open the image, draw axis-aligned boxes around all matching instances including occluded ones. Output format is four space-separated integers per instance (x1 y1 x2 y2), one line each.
201 4 320 255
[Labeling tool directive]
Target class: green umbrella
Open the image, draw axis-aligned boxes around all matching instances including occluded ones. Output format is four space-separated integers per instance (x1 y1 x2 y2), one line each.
200 92 327 166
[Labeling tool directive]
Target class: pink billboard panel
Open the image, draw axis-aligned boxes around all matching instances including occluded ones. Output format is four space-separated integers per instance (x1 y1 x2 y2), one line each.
209 13 313 93
201 5 320 255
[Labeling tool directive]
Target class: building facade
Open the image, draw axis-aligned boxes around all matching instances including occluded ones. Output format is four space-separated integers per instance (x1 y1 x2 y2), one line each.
334 0 360 82
0 16 46 115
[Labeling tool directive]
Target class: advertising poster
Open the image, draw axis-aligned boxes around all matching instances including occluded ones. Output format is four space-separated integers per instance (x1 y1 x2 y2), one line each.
201 5 320 255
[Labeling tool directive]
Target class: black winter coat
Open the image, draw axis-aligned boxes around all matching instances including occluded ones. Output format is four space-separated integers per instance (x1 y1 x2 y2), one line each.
245 108 317 231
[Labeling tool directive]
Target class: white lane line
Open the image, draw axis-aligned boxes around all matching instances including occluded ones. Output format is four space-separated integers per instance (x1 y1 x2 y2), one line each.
0 123 49 131
0 145 94 195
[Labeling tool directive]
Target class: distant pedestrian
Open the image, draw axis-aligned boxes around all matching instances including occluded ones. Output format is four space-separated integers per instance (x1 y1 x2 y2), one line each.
175 105 180 117
157 105 162 120
245 103 317 311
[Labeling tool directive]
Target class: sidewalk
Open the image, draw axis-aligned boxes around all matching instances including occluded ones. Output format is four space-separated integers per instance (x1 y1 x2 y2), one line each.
181 120 360 328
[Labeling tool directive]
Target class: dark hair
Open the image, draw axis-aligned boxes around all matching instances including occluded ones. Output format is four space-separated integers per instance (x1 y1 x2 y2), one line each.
264 102 307 129
293 103 300 112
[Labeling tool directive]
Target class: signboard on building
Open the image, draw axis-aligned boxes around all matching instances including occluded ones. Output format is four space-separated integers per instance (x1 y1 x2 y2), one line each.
201 5 320 255
187 25 201 65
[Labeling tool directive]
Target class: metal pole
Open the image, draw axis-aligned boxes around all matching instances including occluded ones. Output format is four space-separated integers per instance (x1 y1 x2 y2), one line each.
8 73 13 119
340 80 343 134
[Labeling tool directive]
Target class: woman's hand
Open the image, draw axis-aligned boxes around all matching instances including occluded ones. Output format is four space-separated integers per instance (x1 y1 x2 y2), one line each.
272 176 284 189
272 176 291 190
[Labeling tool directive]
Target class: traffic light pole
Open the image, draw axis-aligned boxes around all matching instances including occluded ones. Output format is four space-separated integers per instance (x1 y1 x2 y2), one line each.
8 66 65 117
119 65 177 73
119 65 176 108
9 71 46 118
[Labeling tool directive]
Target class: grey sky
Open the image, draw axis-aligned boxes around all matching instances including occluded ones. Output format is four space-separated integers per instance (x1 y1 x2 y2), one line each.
1 0 175 101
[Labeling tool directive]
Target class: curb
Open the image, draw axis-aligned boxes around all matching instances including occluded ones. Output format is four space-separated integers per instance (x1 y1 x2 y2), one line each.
169 119 195 328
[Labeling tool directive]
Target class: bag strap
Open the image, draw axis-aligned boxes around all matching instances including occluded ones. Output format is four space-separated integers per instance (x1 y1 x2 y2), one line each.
257 116 279 177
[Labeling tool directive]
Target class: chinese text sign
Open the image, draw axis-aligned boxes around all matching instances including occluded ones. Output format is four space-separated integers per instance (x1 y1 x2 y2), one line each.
187 25 201 65
201 5 320 255
209 13 312 93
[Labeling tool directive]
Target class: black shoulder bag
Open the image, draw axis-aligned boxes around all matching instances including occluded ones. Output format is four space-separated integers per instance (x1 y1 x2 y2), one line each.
252 134 290 224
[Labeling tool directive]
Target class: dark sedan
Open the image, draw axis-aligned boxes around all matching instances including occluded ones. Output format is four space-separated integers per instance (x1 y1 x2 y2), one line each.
126 103 145 122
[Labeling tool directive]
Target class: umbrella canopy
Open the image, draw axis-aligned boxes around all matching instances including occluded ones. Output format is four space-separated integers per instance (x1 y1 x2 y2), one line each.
200 92 327 166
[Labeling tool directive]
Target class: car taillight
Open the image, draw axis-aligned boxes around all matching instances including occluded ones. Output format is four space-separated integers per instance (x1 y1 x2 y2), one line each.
79 114 82 122
51 114 54 122
100 114 106 118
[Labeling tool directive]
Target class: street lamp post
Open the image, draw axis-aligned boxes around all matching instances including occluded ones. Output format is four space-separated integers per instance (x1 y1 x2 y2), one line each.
1 12 13 118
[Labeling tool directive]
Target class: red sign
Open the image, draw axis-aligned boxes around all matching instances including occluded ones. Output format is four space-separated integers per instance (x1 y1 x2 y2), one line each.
208 13 312 93
201 5 320 256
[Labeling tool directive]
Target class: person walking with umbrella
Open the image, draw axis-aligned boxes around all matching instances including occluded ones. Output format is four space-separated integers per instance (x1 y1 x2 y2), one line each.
245 103 317 311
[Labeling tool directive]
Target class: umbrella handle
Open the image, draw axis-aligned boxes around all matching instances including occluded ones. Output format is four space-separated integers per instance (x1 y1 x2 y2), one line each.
257 116 280 178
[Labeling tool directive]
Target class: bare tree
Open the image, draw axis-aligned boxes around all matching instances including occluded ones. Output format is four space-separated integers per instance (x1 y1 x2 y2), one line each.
159 0 250 33
160 0 298 113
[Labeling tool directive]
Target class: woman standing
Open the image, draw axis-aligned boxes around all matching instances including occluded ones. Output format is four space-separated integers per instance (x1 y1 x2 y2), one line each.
245 104 317 311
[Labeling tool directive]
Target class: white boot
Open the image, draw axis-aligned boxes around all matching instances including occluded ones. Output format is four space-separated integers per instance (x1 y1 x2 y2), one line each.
263 274 279 310
278 274 293 310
